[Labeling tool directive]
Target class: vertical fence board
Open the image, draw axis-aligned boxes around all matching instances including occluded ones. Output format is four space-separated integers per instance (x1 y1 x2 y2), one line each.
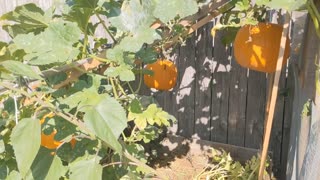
245 71 266 149
269 68 286 176
210 26 230 143
194 22 213 140
163 50 180 134
227 52 248 146
176 34 196 138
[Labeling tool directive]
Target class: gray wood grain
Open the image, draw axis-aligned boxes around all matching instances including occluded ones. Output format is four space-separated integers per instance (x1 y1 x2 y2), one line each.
245 70 266 149
176 34 196 138
281 11 308 180
227 52 248 146
210 25 230 143
194 22 213 140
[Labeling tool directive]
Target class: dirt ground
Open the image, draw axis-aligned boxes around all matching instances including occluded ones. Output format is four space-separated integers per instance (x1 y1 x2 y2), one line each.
144 135 212 180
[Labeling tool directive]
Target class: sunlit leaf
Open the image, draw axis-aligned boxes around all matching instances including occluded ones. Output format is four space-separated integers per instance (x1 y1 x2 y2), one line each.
109 0 156 33
69 157 103 180
0 3 50 36
26 147 66 180
13 21 81 65
11 118 41 177
1 60 42 80
83 95 127 152
118 27 160 52
153 0 198 23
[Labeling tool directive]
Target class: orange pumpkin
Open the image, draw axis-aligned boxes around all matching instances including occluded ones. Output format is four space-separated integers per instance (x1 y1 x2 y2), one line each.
40 113 76 149
144 59 178 90
233 22 290 73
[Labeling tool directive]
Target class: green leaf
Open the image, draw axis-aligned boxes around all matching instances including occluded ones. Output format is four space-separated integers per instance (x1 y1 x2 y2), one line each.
25 147 66 180
0 3 50 36
118 27 160 52
69 158 103 180
129 99 143 113
104 65 135 81
64 0 99 33
153 0 198 23
128 103 175 130
136 47 158 63
1 60 42 80
11 118 41 177
83 95 127 153
109 0 156 33
13 21 81 65
6 171 21 180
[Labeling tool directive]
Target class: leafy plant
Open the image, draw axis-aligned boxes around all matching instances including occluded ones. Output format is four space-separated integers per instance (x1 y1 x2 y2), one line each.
195 148 273 180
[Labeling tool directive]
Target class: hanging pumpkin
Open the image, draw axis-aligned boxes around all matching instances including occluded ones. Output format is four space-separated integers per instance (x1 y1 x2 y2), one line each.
40 112 76 150
233 22 290 73
144 59 178 90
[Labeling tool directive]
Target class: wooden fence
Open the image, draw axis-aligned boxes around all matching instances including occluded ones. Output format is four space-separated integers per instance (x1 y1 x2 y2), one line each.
0 1 309 178
137 12 307 177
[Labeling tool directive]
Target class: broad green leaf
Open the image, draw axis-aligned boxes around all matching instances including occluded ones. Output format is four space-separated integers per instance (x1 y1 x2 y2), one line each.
69 158 103 180
1 60 42 80
64 0 99 33
136 47 158 63
109 0 156 33
11 118 41 177
13 21 81 65
25 147 66 180
0 163 8 180
153 0 198 23
128 104 176 130
104 65 135 81
83 96 127 152
0 3 50 36
100 0 121 17
129 99 143 113
106 46 124 63
118 27 160 52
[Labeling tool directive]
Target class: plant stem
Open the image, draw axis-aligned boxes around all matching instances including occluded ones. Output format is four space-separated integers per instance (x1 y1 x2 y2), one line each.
102 161 138 168
126 82 135 95
95 13 117 43
82 18 90 59
109 77 119 99
0 82 91 135
135 64 143 94
116 79 127 96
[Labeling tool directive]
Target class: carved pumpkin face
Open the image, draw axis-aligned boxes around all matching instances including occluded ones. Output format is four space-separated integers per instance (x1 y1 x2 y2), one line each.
233 23 290 73
144 59 178 91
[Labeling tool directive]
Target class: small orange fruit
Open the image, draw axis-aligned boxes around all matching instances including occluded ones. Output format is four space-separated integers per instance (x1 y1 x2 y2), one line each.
144 59 178 91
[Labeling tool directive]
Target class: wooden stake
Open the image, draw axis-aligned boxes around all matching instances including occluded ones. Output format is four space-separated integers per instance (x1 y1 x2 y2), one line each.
258 12 290 180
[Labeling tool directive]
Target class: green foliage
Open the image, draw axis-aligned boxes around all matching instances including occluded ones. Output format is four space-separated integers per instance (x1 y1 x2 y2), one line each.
12 21 81 65
195 148 272 180
11 118 41 177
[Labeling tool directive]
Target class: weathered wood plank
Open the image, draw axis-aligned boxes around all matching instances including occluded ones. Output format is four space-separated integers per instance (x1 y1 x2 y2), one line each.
286 12 316 180
268 67 286 177
194 22 213 140
227 52 248 146
210 22 230 143
281 11 308 180
245 70 266 149
162 50 180 134
176 34 196 138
